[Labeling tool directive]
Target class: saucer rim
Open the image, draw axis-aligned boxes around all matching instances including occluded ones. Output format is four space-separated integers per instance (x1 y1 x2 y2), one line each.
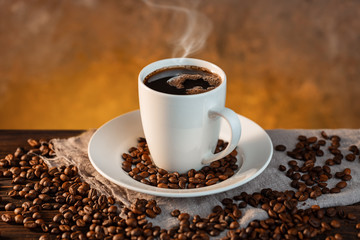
88 110 273 198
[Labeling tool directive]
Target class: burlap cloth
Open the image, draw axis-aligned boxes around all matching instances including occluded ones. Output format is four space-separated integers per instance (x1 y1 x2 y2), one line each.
43 129 360 238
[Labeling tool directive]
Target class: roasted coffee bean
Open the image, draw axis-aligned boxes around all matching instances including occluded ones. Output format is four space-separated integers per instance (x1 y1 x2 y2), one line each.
32 212 42 220
24 220 38 229
273 203 286 213
14 214 24 224
326 207 337 217
342 174 352 181
345 153 356 161
335 171 345 179
319 174 329 182
308 216 321 228
171 209 180 217
156 182 168 188
113 233 126 240
5 202 16 211
75 218 86 228
125 217 137 228
355 222 360 229
343 168 351 175
53 213 64 223
347 213 357 220
59 224 71 232
334 233 343 240
336 181 347 189
1 213 13 223
108 205 117 213
145 208 156 218
122 161 132 172
275 145 286 151
288 160 298 167
121 138 238 189
348 145 359 154
291 172 301 180
321 131 329 139
278 165 286 171
13 207 24 215
35 219 45 225
330 219 341 228
206 178 219 186
38 235 50 240
178 213 190 221
27 138 40 147
325 159 335 166
307 136 317 143
330 187 341 193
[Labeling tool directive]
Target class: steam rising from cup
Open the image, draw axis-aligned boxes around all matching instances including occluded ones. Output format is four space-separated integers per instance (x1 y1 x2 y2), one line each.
143 0 212 58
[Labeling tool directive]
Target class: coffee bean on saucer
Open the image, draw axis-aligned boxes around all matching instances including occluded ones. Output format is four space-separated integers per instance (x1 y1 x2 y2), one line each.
121 137 239 189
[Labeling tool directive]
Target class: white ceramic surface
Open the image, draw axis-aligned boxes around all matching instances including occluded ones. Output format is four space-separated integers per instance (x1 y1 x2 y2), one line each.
88 110 273 198
138 58 241 173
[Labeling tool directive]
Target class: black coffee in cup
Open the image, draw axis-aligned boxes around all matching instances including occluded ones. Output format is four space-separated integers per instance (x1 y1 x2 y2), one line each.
144 65 222 95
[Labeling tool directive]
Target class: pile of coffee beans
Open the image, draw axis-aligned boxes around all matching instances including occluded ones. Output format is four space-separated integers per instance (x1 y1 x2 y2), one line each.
121 138 239 189
0 139 166 240
224 132 360 240
0 131 360 240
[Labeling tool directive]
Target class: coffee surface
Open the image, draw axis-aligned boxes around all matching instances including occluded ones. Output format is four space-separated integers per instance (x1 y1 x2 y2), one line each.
144 66 221 95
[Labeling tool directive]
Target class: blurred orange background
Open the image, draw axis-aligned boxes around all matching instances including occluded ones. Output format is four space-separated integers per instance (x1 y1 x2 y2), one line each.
0 0 359 130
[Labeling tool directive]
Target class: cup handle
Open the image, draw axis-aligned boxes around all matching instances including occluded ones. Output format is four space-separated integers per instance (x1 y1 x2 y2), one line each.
201 108 241 165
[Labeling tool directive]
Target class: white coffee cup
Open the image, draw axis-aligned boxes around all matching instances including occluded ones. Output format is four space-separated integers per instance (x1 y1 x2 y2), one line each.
138 58 241 173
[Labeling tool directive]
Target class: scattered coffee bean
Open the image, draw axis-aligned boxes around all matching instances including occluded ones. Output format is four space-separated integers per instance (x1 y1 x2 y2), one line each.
349 145 359 155
5 202 16 211
345 153 356 161
1 213 13 223
356 222 360 229
347 213 357 220
38 234 50 240
275 144 286 151
336 181 347 189
278 165 286 171
330 219 341 228
334 233 343 240
14 214 24 224
330 187 341 193
24 220 38 229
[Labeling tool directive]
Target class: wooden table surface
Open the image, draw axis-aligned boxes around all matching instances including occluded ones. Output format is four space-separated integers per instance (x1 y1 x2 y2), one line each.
0 130 360 240
0 130 83 240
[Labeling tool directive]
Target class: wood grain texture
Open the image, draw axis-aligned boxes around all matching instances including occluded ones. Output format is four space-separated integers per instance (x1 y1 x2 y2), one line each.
0 130 359 239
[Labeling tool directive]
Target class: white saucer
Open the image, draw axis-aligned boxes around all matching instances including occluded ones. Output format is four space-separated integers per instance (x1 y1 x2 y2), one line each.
88 110 273 198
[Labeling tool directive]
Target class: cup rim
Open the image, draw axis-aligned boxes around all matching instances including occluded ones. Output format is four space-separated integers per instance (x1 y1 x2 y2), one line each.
138 58 226 98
